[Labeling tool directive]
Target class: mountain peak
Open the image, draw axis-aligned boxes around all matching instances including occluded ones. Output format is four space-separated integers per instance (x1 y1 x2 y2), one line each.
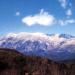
59 34 75 39
47 33 74 39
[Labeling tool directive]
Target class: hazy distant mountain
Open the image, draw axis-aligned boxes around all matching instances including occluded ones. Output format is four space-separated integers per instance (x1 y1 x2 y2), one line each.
0 32 75 61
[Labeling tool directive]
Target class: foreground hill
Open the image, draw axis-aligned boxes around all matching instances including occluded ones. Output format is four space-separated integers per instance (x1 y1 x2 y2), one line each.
0 32 75 61
0 48 75 75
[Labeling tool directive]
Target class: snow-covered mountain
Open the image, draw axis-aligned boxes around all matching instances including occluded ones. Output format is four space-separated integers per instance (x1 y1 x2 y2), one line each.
0 32 75 61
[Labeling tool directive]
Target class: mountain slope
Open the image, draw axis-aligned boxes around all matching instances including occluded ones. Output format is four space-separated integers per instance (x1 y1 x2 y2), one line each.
0 32 75 61
0 48 75 75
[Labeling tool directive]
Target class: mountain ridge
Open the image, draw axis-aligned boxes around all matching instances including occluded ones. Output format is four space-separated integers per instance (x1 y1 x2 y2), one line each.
0 32 75 61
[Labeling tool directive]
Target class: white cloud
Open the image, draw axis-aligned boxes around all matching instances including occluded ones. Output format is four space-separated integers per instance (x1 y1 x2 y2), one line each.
59 0 67 9
16 12 20 16
58 0 73 18
21 8 74 26
22 9 56 26
59 19 75 25
66 9 72 16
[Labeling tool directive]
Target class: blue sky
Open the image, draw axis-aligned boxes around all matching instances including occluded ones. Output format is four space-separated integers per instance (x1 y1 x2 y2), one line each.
0 0 75 35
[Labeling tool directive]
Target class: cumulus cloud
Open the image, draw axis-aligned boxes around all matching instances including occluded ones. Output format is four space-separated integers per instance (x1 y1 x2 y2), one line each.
22 9 56 26
59 19 75 25
22 8 75 26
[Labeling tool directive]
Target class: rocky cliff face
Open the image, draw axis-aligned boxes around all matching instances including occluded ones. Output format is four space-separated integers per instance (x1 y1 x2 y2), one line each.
0 48 75 75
